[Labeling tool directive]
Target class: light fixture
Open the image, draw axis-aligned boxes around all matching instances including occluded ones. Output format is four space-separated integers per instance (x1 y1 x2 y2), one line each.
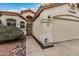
48 15 51 21
40 15 52 26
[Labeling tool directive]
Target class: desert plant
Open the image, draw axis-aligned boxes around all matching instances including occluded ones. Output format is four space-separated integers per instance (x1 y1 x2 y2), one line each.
0 26 24 43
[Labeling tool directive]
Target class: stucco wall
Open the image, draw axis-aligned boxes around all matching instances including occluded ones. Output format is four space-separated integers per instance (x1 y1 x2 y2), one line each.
0 15 27 34
21 12 34 19
33 4 79 46
33 4 69 42
40 4 69 19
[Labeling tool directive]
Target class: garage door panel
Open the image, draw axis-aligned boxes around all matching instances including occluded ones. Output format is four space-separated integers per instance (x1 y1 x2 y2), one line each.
53 19 79 42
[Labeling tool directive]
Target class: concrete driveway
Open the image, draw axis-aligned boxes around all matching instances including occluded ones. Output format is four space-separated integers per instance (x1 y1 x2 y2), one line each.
26 36 79 56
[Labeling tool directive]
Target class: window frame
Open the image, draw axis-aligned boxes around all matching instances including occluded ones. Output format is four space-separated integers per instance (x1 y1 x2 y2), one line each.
6 18 16 27
20 21 25 28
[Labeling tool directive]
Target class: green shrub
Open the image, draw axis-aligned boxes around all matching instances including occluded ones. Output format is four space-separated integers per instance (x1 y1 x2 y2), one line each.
0 26 24 43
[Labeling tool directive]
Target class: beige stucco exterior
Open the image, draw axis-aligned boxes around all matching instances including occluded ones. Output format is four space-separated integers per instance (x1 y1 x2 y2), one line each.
33 4 79 46
0 15 27 34
21 12 34 20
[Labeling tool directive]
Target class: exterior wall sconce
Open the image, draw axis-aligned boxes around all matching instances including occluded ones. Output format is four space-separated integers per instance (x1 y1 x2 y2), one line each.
47 15 52 26
40 15 52 26
69 3 77 13
48 15 51 21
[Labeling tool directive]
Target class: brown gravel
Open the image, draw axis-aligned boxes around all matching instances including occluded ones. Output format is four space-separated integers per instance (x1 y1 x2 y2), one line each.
0 40 19 56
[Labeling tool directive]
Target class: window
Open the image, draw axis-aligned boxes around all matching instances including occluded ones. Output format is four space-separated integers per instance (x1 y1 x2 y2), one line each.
0 20 2 26
20 21 25 28
6 18 16 27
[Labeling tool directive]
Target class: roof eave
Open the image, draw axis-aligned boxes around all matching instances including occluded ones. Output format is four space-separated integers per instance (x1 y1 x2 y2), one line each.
32 3 68 21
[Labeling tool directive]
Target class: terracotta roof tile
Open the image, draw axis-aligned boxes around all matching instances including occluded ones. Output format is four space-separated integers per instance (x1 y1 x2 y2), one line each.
0 11 27 21
21 9 35 14
0 11 20 16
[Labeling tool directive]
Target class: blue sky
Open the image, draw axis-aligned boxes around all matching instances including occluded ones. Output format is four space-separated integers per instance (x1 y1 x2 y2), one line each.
0 3 41 11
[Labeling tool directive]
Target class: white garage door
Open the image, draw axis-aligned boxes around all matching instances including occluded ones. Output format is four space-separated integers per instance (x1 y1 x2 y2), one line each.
53 19 79 42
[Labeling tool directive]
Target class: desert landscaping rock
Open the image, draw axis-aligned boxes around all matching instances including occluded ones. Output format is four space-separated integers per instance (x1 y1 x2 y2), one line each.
12 37 26 56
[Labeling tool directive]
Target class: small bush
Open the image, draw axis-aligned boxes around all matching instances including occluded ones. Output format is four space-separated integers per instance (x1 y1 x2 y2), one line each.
0 26 24 43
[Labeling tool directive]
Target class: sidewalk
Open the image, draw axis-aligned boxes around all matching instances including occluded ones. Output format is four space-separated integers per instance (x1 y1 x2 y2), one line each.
26 36 79 56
